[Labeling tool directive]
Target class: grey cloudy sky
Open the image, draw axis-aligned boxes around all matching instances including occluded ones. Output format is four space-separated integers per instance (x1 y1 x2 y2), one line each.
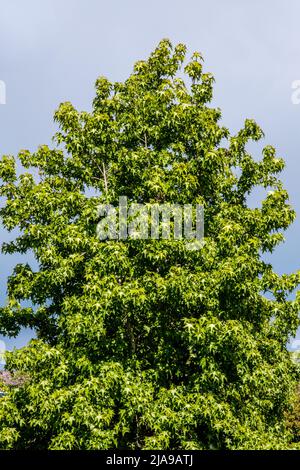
0 0 300 349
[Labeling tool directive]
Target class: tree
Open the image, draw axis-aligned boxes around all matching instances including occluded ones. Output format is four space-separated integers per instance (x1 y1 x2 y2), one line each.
0 39 299 450
285 354 300 445
0 370 28 389
285 385 300 445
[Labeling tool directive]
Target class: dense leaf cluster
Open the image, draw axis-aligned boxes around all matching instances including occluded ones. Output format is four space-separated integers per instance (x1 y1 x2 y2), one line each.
0 40 299 449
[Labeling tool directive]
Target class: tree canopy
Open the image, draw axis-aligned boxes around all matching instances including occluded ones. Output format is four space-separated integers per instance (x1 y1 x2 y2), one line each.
0 39 299 449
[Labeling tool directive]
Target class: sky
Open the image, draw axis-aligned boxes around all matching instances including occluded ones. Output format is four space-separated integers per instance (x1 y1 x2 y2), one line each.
0 0 300 350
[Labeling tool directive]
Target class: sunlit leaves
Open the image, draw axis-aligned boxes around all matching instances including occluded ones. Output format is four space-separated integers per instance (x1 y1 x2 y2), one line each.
0 39 299 450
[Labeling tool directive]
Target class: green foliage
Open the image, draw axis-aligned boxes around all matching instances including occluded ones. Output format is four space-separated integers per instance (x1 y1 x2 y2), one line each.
287 391 300 446
0 39 299 449
284 353 300 447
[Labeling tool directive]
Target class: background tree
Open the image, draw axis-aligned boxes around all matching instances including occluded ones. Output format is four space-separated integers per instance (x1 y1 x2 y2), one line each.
285 353 300 445
0 39 299 449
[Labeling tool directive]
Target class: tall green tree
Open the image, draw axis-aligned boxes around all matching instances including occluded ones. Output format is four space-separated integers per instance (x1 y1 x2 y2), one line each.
0 39 299 449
